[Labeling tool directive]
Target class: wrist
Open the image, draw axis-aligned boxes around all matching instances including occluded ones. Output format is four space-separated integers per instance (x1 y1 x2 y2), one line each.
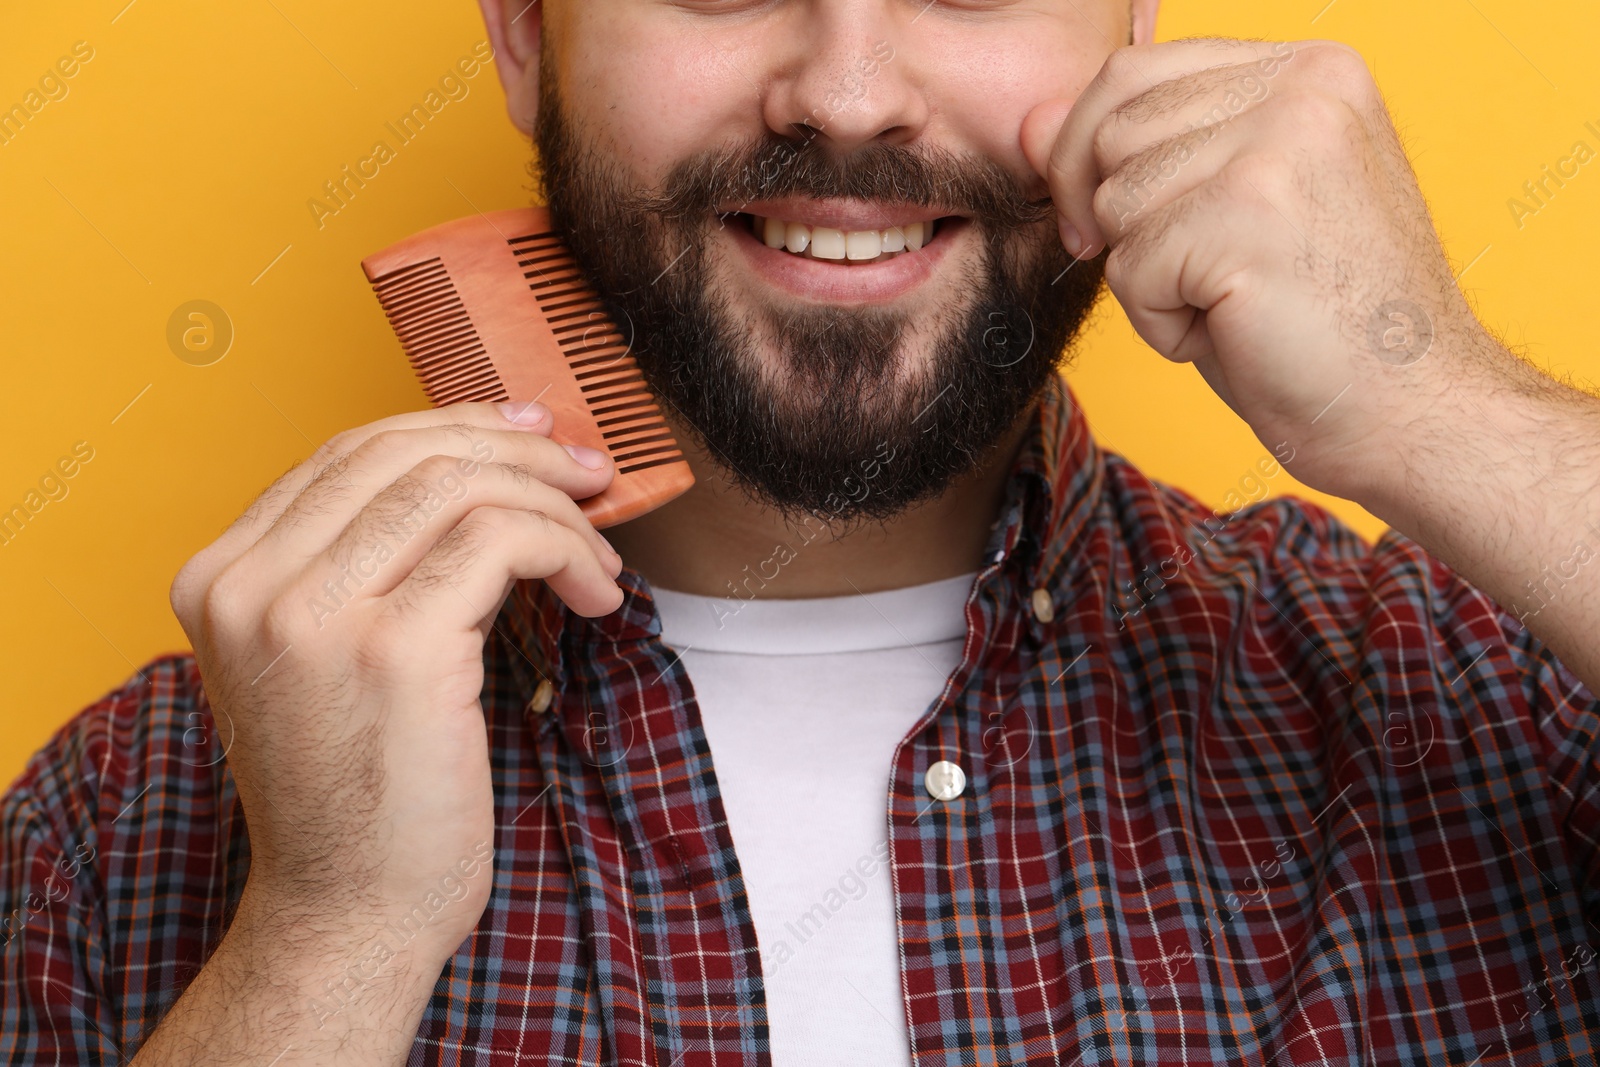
229 881 456 1028
133 886 451 1065
1359 337 1592 540
1350 332 1526 527
239 843 494 972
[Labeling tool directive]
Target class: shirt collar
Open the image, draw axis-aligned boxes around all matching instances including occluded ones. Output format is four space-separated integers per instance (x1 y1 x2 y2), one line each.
498 374 1104 697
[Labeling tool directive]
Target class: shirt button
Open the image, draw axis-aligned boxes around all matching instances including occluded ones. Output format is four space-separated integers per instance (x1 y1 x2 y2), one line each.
1030 587 1055 624
924 760 966 801
525 678 555 716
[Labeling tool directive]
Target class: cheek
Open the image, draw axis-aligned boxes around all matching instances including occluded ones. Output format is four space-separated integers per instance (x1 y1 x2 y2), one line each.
559 18 761 185
913 28 1109 197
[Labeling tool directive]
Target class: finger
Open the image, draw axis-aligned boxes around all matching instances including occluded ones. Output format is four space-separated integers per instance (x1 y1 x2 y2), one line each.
172 401 559 618
1102 182 1238 363
1091 117 1241 243
387 506 625 624
1101 169 1294 365
1093 86 1345 245
1020 61 1272 191
1088 59 1289 198
256 425 613 562
1191 348 1242 418
1028 39 1297 256
191 400 556 573
297 456 622 603
1097 88 1351 363
236 401 556 550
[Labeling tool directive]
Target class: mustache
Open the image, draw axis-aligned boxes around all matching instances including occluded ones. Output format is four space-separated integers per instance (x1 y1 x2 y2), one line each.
640 133 1055 230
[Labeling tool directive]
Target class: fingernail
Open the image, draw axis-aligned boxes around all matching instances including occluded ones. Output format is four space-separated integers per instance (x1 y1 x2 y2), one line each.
497 400 550 426
1058 217 1085 259
600 533 619 558
563 443 608 469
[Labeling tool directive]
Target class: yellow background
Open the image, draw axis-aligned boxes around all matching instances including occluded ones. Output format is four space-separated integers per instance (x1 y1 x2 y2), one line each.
2 1 1596 786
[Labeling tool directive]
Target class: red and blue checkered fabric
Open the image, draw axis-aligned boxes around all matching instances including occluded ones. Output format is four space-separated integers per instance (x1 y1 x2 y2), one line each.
5 376 1599 1065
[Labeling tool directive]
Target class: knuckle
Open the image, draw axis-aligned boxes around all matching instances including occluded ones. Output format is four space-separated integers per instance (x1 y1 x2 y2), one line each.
447 506 514 553
498 461 538 490
522 508 556 538
202 564 254 637
1224 152 1295 203
1286 89 1356 144
387 469 434 507
387 470 442 518
313 453 352 483
1101 46 1150 94
312 425 367 466
1302 41 1372 96
404 506 510 591
349 428 411 469
440 420 483 447
305 455 355 503
361 474 440 544
473 505 521 537
1102 243 1134 292
414 452 466 485
1307 39 1365 70
169 561 201 625
259 591 306 647
1092 179 1135 235
307 438 345 471
1089 122 1124 176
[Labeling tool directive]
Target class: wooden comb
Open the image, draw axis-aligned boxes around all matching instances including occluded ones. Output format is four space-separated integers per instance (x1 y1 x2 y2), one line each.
360 206 695 530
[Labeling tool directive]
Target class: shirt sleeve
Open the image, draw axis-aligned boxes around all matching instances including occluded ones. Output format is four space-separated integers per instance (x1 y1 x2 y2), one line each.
2 653 239 1065
0 778 119 1063
1508 614 1600 921
0 657 184 1065
1350 522 1600 922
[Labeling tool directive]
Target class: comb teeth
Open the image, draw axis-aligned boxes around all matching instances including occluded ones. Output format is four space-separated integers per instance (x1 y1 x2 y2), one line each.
369 258 508 406
360 206 696 529
506 229 684 476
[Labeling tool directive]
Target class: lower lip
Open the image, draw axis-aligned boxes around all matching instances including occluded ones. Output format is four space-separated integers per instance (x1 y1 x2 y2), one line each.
725 215 968 305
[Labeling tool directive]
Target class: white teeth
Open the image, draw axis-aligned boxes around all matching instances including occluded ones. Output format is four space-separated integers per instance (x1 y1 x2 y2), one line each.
784 221 810 254
763 216 786 249
810 227 847 260
845 230 882 261
753 215 940 262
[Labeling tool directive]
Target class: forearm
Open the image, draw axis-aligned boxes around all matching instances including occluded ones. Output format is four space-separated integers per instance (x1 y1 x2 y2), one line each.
130 887 447 1066
1366 340 1600 692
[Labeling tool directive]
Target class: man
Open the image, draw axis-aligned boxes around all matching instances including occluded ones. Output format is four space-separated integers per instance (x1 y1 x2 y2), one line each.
3 0 1598 1063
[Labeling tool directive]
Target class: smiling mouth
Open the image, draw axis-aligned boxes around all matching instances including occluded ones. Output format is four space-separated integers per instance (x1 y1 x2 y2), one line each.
729 212 950 265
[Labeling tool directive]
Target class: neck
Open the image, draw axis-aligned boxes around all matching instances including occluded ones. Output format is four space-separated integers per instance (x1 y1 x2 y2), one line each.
604 399 1039 599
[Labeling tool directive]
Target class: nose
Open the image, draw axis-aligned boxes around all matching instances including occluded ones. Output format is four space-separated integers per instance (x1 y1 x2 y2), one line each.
761 7 927 153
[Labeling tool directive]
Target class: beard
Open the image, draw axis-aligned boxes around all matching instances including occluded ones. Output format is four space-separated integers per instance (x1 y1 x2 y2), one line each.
533 77 1105 532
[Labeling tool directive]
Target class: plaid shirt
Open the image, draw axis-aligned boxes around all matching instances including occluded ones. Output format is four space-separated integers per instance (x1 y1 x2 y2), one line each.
5 375 1600 1066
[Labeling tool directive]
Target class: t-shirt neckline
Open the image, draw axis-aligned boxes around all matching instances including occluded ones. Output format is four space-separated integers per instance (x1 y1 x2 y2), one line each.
649 570 980 655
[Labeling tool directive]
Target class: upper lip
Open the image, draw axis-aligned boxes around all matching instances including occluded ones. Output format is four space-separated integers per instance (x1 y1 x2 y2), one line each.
717 197 960 232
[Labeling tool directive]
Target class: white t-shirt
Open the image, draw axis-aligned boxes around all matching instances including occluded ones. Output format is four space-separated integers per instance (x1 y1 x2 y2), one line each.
651 570 979 1065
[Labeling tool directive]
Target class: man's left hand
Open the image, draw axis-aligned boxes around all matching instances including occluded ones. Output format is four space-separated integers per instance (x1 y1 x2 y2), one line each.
1020 38 1600 695
1021 38 1499 505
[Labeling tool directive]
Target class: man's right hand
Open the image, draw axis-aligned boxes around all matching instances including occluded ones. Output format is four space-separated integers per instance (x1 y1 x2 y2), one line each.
136 399 622 1065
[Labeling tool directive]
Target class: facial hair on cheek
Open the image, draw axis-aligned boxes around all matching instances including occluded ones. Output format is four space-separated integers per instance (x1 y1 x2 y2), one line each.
533 79 1105 530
